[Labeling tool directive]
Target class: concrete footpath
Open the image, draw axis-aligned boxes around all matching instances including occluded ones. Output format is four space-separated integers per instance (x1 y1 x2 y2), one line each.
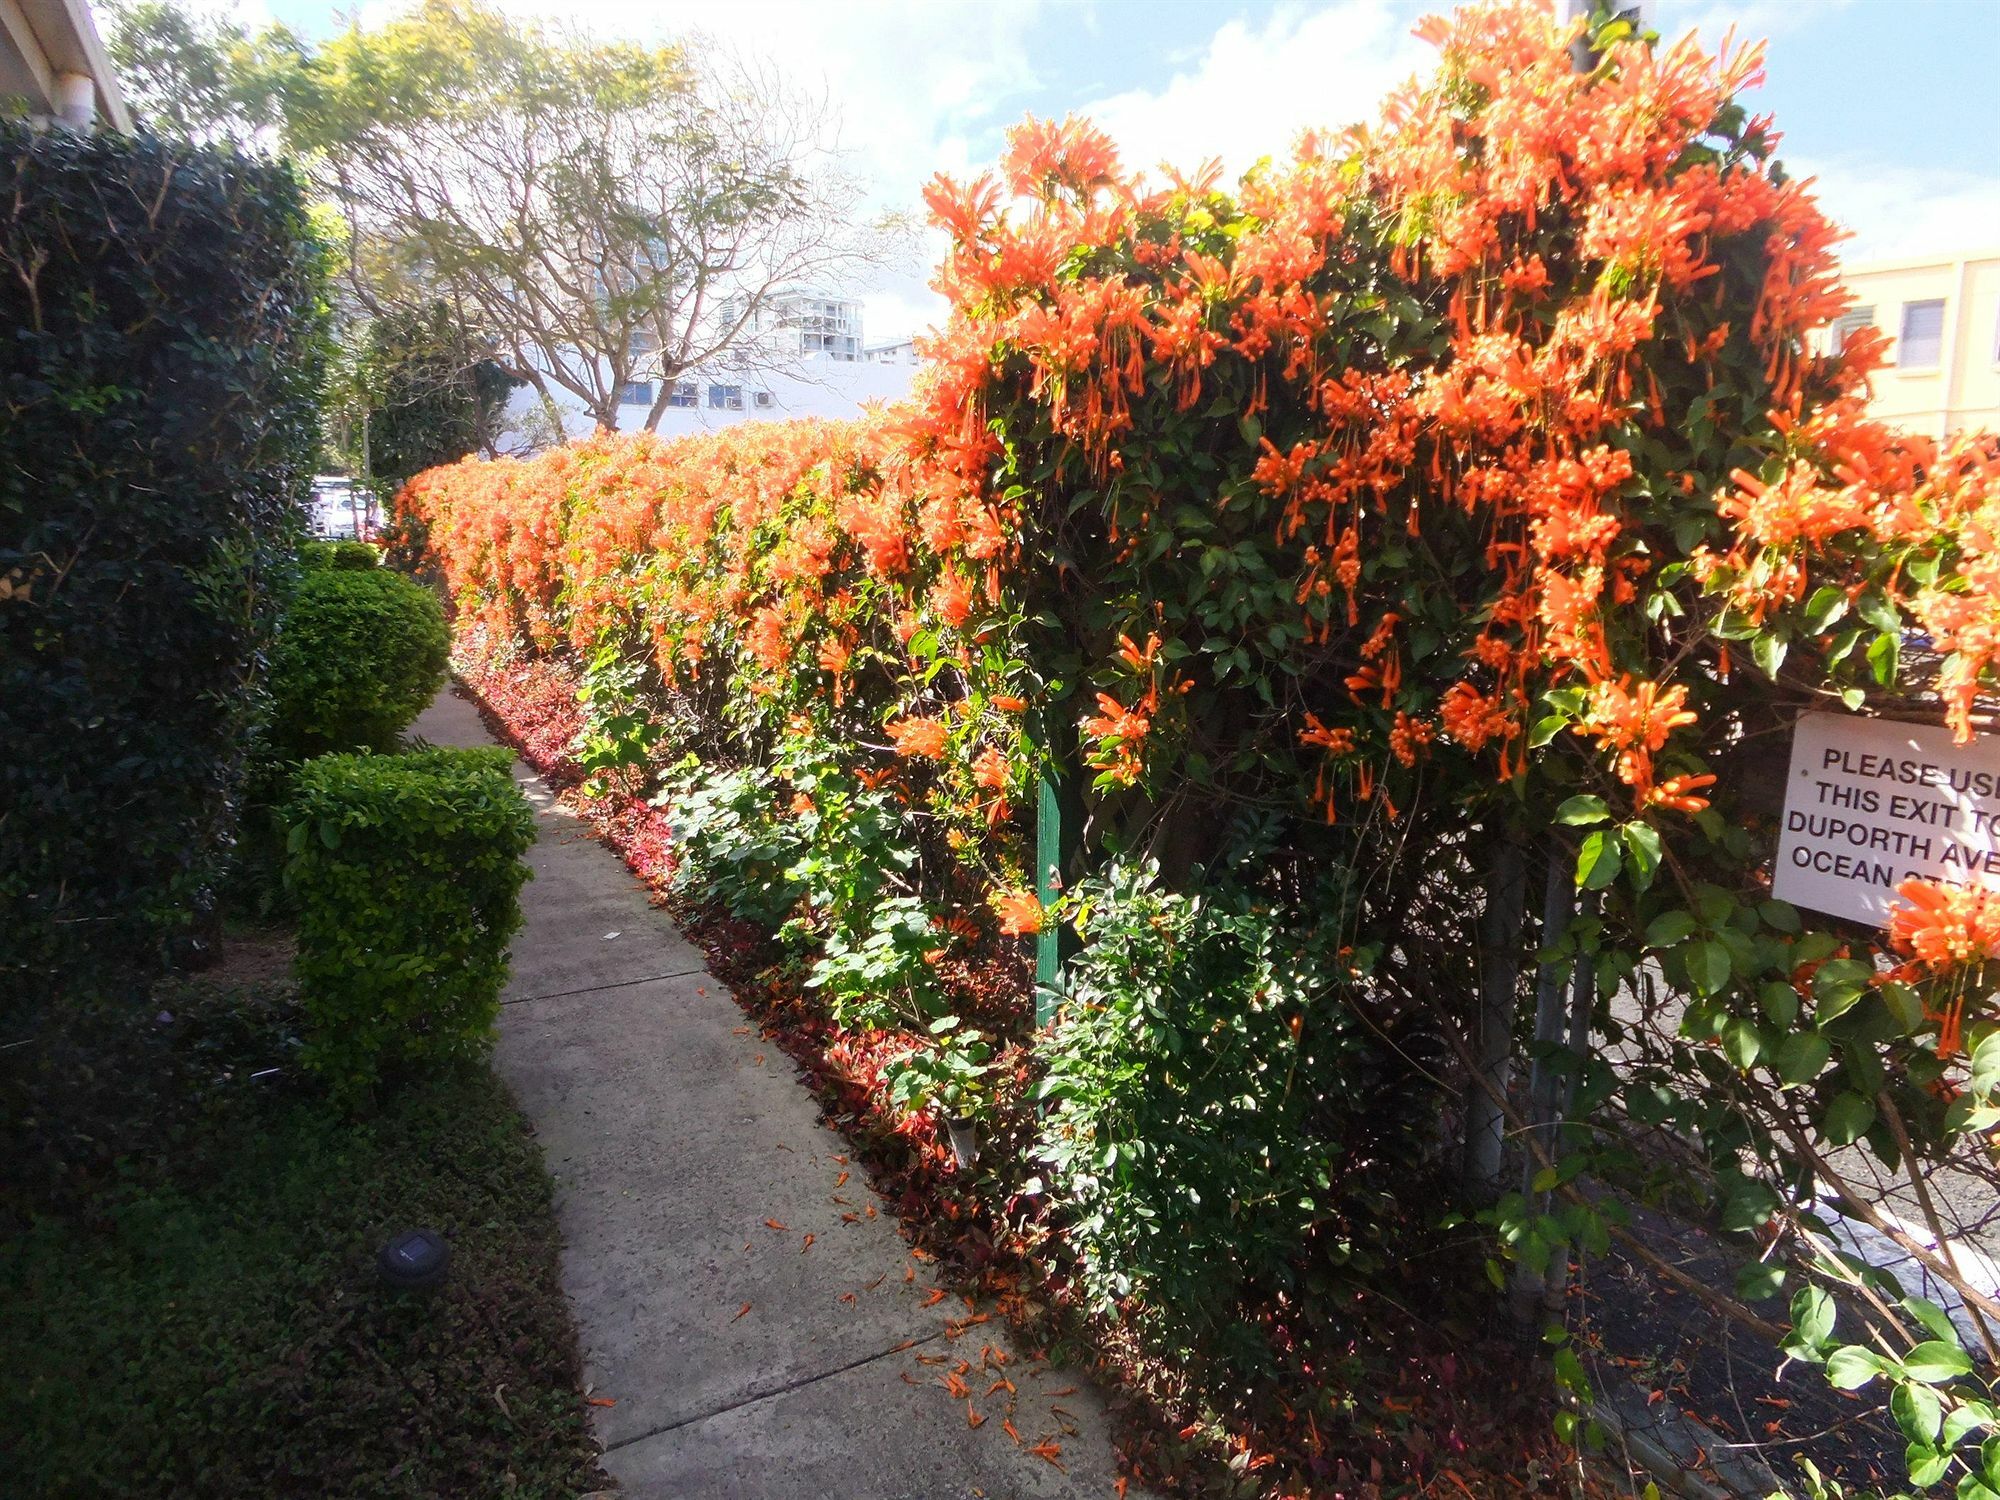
414 687 1136 1499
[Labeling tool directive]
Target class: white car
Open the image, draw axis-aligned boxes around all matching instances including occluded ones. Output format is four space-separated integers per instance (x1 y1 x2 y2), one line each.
308 476 375 539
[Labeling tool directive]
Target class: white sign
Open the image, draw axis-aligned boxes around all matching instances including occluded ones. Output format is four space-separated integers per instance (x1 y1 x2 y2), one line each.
1773 712 2000 927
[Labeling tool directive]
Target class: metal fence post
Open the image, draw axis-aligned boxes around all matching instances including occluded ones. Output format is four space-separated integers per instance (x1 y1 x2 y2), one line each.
1032 717 1080 1029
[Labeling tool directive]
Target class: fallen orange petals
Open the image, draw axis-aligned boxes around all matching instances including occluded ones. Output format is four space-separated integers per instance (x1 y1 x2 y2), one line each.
1002 1419 1021 1444
834 1171 849 1188
587 1396 616 1407
1028 1440 1065 1472
800 1233 815 1253
966 1401 985 1429
763 1219 787 1232
839 1292 856 1305
841 1213 861 1224
731 1303 751 1322
921 1287 948 1307
943 1373 971 1399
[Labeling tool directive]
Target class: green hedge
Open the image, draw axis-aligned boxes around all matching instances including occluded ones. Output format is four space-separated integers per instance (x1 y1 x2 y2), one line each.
0 126 327 992
268 569 450 759
298 539 381 571
282 748 534 1100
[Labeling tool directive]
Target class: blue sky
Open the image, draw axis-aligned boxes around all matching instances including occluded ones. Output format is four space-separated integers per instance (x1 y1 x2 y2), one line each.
219 0 2000 339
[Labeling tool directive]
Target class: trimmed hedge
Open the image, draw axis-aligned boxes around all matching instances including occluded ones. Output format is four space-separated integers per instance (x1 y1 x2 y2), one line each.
0 126 327 992
298 539 381 571
282 747 534 1100
268 568 450 759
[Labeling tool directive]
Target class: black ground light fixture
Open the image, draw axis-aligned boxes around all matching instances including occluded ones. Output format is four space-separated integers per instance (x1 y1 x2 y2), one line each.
377 1228 450 1290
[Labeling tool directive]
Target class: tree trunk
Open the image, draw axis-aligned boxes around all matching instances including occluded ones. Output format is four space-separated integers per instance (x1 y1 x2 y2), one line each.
1509 847 1576 1332
1461 836 1527 1204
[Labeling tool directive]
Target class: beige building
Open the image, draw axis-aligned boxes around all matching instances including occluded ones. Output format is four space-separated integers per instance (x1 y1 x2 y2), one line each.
1830 250 2000 440
1 0 128 130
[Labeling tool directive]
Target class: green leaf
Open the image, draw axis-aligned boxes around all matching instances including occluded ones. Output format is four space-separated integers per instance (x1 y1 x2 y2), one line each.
1826 1344 1885 1390
1576 830 1622 890
1752 629 1788 682
1758 980 1800 1028
1774 1032 1831 1085
1972 1031 2000 1095
1869 629 1900 687
1905 1443 1950 1488
1804 585 1849 634
1734 1260 1785 1302
1823 1092 1877 1146
1621 823 1662 893
1758 899 1801 934
1555 795 1610 826
1856 591 1901 635
1645 910 1701 947
1684 938 1732 996
1904 1297 1960 1346
1943 1398 1996 1448
1903 1340 1974 1384
1789 1285 1836 1354
1879 981 1923 1033
1892 1380 1944 1444
1722 1015 1763 1069
1814 958 1876 1021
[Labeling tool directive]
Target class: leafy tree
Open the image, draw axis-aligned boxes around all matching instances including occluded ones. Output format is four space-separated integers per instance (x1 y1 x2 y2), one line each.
105 1 894 435
102 0 296 142
350 302 518 497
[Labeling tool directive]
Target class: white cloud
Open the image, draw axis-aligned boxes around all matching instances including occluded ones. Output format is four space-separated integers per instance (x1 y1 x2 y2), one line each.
1082 0 1429 185
1803 158 2000 265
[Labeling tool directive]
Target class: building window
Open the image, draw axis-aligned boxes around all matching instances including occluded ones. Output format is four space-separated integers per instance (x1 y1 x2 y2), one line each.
1898 299 1945 368
617 380 653 407
666 380 698 408
753 390 775 409
708 383 744 410
1831 306 1874 352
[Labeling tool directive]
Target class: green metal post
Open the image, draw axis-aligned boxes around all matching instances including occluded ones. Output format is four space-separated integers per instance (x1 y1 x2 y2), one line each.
1032 723 1081 1029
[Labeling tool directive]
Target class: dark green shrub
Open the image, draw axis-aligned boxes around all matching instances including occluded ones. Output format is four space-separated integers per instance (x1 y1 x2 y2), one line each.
0 126 327 993
298 539 381 570
268 569 450 758
282 747 534 1100
1035 864 1442 1373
